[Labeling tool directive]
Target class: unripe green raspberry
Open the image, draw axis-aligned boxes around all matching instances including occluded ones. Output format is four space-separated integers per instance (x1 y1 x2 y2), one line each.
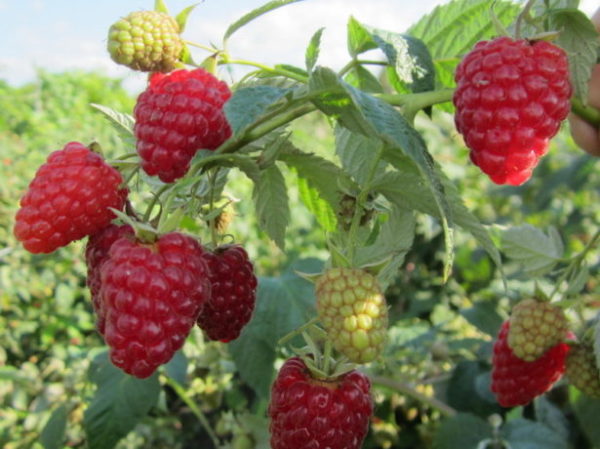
107 10 183 72
566 343 600 399
316 268 388 364
507 298 568 362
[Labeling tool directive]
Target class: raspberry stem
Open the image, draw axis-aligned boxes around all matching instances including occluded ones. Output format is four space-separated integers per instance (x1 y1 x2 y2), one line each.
162 376 222 448
549 229 600 301
221 58 308 83
183 39 220 54
571 97 600 127
277 317 320 346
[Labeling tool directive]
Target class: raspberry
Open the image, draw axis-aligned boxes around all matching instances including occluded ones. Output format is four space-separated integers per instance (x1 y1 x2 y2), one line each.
507 298 568 362
14 142 127 254
85 224 134 334
566 343 600 399
453 37 572 185
196 245 258 342
491 321 569 407
268 357 373 449
99 232 211 378
316 268 388 364
134 69 232 183
107 10 183 72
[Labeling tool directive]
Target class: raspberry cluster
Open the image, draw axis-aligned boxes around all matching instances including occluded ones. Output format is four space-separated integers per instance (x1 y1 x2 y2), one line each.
268 357 373 449
507 298 568 362
134 68 232 183
107 10 183 72
196 245 258 342
454 36 572 185
316 268 388 364
14 142 127 254
491 321 569 407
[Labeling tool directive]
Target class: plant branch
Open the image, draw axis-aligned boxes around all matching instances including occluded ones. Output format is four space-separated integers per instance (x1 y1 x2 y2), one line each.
183 40 220 54
571 97 600 127
221 59 308 83
371 375 457 417
377 88 455 115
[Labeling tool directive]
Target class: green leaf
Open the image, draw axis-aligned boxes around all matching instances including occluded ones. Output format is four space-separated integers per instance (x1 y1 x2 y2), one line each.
229 259 322 397
296 175 337 232
461 301 503 337
164 350 188 386
341 83 454 280
344 65 384 93
408 0 519 109
566 261 590 295
309 67 375 135
224 86 291 136
252 163 290 250
223 0 305 42
372 158 503 277
335 127 387 186
433 413 493 449
175 4 199 33
573 394 600 446
347 16 378 57
41 404 68 449
305 27 325 72
447 361 501 416
355 205 415 290
90 103 135 140
549 9 600 103
351 20 435 93
501 225 564 277
501 418 568 449
84 352 160 449
534 397 570 442
279 147 354 208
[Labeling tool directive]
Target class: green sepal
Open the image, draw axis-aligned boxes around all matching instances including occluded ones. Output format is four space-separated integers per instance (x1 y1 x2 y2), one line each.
154 0 170 15
175 4 199 33
110 208 158 244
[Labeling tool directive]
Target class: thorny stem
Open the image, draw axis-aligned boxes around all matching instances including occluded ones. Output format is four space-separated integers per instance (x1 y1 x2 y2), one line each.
515 0 537 40
208 168 220 247
143 184 171 223
338 59 388 77
183 39 220 54
278 316 320 346
163 376 222 448
220 59 308 83
216 103 316 155
571 97 600 127
371 375 457 417
549 229 600 301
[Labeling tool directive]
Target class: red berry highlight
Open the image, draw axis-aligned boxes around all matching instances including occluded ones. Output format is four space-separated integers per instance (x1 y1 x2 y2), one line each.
491 321 569 407
268 357 373 449
453 37 572 185
14 142 127 254
196 245 258 342
99 232 211 378
134 68 232 183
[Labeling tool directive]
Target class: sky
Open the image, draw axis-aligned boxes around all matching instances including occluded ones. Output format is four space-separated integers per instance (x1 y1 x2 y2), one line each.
0 0 597 93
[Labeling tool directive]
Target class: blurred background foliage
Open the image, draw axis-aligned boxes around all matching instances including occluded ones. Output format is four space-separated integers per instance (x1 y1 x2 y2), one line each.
0 70 599 449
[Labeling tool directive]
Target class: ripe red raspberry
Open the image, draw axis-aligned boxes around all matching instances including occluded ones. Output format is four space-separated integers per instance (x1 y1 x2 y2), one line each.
453 37 572 185
134 69 232 183
196 245 258 342
85 224 134 334
268 357 373 449
14 142 127 254
99 232 211 378
491 321 569 407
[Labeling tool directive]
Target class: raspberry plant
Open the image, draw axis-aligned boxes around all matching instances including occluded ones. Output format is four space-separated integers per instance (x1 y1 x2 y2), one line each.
5 0 600 448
